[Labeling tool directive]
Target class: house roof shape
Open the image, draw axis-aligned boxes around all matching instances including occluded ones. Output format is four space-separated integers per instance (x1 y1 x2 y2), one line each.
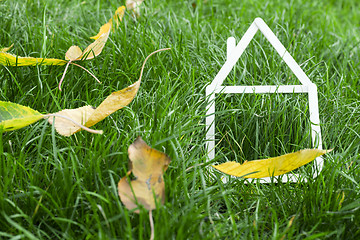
205 17 323 183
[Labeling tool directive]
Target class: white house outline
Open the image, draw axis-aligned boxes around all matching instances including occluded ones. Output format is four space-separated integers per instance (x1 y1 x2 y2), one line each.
205 18 323 183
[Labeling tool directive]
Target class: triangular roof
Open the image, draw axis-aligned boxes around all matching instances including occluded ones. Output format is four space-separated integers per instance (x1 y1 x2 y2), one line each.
209 17 314 89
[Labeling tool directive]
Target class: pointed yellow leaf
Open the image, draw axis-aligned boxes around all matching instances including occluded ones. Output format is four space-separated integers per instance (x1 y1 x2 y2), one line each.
0 51 67 66
85 80 140 127
65 46 83 61
90 22 111 40
47 80 139 136
213 149 332 178
80 30 110 60
0 43 14 52
60 29 110 90
0 101 44 131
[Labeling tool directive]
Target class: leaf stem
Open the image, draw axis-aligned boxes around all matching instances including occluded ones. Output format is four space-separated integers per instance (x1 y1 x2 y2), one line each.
149 210 154 240
138 48 171 82
58 61 71 91
70 62 101 84
58 61 101 91
44 113 103 135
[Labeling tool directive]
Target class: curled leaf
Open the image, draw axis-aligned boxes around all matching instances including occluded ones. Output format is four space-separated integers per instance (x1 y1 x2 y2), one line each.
0 101 44 131
118 136 171 213
213 149 332 178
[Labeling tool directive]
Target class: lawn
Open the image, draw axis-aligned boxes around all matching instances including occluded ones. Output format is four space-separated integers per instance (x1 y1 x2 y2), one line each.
1 0 359 239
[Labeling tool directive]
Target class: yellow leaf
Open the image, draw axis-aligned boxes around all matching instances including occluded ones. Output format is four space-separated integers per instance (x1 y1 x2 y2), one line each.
85 80 140 127
0 43 14 52
90 6 125 40
65 28 110 61
47 106 96 136
65 46 83 61
118 137 171 213
212 149 332 178
59 27 111 90
0 101 44 131
90 22 111 40
0 51 67 66
80 30 110 60
47 81 139 136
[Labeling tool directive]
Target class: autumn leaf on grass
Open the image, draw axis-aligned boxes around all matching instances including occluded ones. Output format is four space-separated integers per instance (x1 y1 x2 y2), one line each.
59 6 130 90
126 0 144 17
65 30 110 62
118 136 170 240
59 29 111 90
213 149 332 178
90 6 126 40
118 136 171 213
0 43 65 66
48 48 170 136
111 6 126 29
47 81 139 136
0 47 67 66
0 101 101 135
0 101 44 131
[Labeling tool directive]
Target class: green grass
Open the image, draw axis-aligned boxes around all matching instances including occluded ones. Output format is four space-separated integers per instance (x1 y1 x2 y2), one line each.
1 0 360 239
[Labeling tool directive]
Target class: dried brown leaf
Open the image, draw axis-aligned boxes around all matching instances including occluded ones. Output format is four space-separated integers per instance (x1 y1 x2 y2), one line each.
118 137 171 213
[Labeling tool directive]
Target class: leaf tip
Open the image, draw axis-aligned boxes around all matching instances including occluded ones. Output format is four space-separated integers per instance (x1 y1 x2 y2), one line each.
0 43 14 52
